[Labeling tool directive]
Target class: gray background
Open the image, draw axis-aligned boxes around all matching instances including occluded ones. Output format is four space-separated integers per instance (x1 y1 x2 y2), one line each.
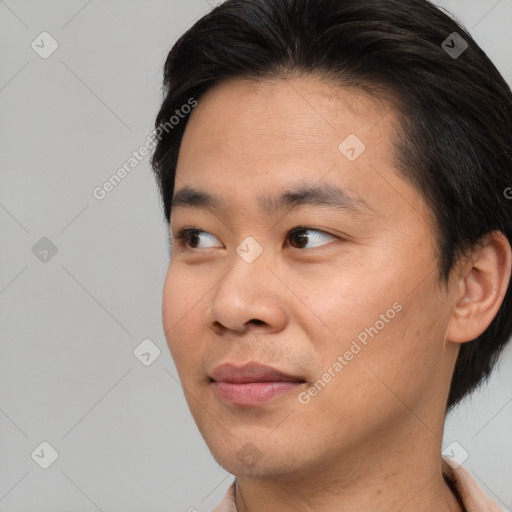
0 0 511 510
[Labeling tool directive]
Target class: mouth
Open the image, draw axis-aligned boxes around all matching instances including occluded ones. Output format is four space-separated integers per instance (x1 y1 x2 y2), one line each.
209 362 307 406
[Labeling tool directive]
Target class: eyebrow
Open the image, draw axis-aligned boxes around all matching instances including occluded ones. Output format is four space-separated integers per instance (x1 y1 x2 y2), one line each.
171 182 373 215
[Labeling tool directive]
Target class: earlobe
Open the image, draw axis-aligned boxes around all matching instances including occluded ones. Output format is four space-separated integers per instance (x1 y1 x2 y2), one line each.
446 231 512 344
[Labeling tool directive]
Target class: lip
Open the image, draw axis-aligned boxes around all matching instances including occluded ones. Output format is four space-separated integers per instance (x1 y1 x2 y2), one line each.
210 362 304 383
210 362 306 406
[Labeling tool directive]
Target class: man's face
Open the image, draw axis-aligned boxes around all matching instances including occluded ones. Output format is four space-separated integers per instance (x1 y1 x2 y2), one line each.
163 76 457 478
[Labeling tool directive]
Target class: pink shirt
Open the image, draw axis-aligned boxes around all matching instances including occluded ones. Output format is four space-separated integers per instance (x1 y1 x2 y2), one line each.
211 456 505 511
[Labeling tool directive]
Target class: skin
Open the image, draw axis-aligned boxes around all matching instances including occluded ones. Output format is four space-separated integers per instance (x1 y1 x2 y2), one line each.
162 75 511 512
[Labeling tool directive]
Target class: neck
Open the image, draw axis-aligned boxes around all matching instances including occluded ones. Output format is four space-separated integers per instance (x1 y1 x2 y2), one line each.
234 416 464 512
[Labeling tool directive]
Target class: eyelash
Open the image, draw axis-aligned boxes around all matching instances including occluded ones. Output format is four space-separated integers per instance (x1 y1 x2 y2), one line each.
171 226 340 251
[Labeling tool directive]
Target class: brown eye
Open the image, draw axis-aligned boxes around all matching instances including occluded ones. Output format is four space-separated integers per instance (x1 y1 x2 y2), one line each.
287 227 338 249
174 228 221 249
172 226 339 252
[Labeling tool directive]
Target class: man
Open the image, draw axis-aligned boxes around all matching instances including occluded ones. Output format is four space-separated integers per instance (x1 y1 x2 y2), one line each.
150 0 512 510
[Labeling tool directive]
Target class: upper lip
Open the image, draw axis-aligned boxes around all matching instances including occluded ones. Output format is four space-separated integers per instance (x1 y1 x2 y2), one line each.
210 362 305 383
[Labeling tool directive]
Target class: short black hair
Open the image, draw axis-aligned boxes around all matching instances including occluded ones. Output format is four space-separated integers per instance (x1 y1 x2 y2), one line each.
150 0 512 412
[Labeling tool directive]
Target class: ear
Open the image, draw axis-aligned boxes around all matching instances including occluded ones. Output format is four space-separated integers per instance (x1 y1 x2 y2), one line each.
446 231 512 344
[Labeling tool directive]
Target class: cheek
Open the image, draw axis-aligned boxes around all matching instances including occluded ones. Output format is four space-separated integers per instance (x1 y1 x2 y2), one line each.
306 264 446 397
162 263 205 327
162 264 206 372
327 289 448 411
297 304 441 447
304 265 400 349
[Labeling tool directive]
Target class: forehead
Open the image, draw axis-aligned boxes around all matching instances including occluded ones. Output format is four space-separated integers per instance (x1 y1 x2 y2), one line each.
173 75 429 225
178 75 393 157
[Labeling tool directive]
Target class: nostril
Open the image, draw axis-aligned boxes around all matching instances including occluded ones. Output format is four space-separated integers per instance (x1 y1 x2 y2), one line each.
250 319 265 325
212 322 223 335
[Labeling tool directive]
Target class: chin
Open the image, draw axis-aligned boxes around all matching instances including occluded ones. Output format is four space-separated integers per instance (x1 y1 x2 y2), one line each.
211 450 298 479
202 428 312 480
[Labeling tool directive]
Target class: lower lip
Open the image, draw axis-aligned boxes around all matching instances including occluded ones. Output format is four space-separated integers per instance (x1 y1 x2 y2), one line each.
212 381 304 406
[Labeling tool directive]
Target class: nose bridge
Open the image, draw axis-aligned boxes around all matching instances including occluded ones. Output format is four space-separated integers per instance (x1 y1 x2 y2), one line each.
220 234 272 300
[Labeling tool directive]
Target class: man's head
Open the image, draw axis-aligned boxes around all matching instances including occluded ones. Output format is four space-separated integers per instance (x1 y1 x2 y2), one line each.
151 0 512 478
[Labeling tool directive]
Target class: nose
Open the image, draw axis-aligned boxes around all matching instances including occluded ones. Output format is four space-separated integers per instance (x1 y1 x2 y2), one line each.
205 249 288 336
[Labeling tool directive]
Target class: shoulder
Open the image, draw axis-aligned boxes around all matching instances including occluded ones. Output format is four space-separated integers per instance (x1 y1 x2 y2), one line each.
442 455 505 512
